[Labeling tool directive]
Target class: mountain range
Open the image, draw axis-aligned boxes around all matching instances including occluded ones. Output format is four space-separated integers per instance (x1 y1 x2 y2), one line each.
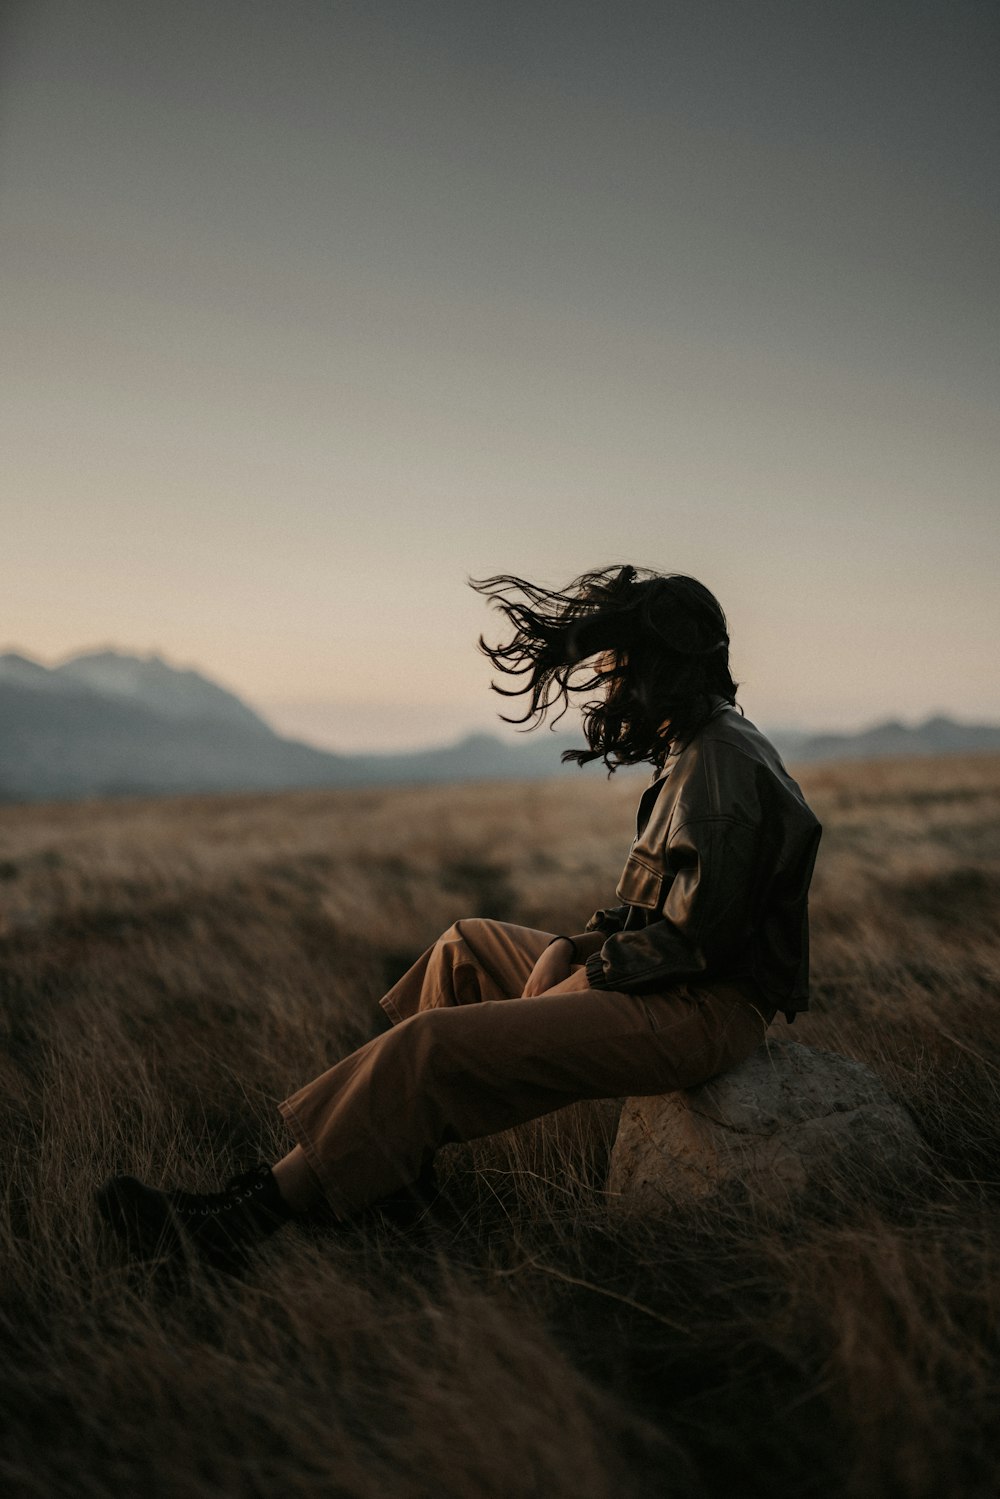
2 648 998 804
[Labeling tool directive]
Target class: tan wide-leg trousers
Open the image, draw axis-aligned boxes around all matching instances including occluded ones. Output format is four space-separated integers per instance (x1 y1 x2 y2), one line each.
278 918 777 1220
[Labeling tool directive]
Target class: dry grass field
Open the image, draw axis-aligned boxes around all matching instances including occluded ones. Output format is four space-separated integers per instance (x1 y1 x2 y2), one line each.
2 753 999 1498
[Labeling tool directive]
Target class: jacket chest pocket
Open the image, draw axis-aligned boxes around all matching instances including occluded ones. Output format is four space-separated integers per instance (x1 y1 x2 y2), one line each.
615 852 666 911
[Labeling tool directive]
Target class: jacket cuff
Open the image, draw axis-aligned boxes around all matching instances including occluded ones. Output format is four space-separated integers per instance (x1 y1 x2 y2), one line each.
584 951 608 989
584 909 626 935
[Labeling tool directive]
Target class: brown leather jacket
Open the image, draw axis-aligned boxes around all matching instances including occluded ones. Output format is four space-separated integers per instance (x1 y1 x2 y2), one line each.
580 695 822 1024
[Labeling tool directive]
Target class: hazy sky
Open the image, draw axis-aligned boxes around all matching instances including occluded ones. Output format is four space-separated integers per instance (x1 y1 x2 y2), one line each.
3 0 997 750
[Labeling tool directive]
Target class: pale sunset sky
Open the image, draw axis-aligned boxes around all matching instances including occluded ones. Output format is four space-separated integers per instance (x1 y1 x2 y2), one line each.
2 1 997 751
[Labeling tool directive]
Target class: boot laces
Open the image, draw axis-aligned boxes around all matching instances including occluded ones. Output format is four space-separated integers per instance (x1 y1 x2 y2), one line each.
171 1166 269 1219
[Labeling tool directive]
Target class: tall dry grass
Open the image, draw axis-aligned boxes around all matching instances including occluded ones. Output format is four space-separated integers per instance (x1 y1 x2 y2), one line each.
1 754 999 1497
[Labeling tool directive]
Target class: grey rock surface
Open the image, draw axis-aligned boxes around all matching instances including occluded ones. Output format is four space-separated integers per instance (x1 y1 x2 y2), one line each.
606 1037 925 1218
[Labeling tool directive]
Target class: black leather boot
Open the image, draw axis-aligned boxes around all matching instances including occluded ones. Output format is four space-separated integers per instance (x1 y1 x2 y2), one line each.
371 1155 442 1229
96 1163 295 1275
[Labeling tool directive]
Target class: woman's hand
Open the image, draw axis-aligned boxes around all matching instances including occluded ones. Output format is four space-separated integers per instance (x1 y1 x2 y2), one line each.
522 938 588 997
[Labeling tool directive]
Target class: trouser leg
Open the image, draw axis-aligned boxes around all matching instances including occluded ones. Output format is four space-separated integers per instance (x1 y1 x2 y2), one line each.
278 919 771 1219
378 917 556 1024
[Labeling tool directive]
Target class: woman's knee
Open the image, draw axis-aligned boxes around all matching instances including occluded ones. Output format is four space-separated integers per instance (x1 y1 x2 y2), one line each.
455 915 487 943
437 915 495 952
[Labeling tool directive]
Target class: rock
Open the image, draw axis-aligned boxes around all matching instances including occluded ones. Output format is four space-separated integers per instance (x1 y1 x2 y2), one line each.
606 1037 926 1219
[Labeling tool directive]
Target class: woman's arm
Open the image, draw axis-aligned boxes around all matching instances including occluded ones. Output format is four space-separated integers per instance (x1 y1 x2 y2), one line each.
520 933 590 996
520 924 614 996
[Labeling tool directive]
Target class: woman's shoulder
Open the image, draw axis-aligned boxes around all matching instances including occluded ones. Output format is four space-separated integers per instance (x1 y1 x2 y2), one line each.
697 711 820 826
659 710 809 822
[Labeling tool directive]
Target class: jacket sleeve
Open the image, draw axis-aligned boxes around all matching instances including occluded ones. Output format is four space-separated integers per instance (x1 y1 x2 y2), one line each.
583 904 629 936
584 816 759 992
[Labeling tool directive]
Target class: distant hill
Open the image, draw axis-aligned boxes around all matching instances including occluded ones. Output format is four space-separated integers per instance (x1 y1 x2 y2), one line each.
786 715 1000 762
0 648 997 803
51 648 274 735
0 649 627 803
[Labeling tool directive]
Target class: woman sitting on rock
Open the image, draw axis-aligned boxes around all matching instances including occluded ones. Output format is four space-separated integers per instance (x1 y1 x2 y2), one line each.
98 563 823 1273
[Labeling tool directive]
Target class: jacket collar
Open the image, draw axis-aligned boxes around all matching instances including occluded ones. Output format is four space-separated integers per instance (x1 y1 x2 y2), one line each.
653 693 731 777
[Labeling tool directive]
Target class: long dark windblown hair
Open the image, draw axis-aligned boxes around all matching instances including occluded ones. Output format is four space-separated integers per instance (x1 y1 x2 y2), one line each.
468 564 740 774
